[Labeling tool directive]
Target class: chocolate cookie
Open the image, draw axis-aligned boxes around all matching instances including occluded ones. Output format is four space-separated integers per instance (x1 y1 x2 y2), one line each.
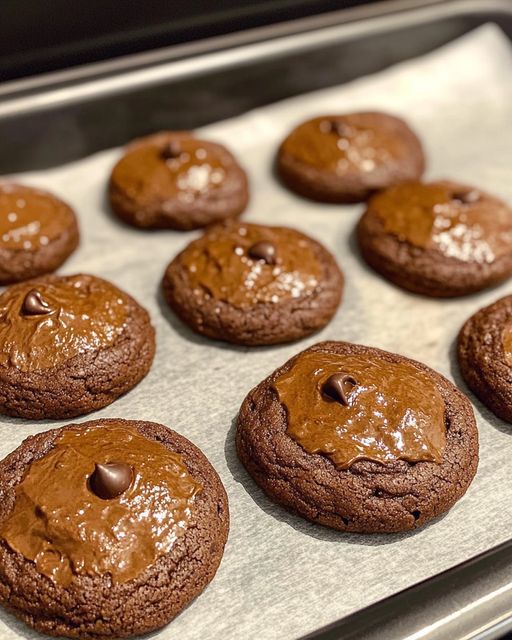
357 180 512 297
0 418 229 638
109 131 249 230
458 295 512 422
277 112 425 203
162 221 343 346
236 341 478 533
0 274 155 419
0 183 79 285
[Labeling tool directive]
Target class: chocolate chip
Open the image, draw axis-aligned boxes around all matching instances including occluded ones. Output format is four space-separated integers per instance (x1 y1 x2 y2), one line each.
248 241 277 265
21 289 52 316
322 373 357 406
452 190 480 205
89 462 133 500
319 119 349 137
161 141 182 160
327 120 349 137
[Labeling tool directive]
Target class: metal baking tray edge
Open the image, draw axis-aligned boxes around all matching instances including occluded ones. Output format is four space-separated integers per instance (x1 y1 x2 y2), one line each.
2 1 512 638
0 0 511 116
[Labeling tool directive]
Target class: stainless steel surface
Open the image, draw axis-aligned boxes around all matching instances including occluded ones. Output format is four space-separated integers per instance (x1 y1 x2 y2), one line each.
1 0 512 172
0 0 451 112
1 2 512 639
303 539 512 640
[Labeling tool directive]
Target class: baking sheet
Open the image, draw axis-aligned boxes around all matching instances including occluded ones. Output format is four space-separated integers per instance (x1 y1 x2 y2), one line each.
1 23 512 640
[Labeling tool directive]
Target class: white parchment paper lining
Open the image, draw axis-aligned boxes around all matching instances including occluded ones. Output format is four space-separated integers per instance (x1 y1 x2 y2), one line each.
1 24 512 640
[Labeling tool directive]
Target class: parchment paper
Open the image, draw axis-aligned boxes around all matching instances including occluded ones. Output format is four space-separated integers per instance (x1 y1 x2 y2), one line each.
1 24 512 640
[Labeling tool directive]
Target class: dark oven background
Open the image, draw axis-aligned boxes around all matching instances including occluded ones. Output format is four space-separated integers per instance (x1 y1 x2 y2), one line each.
0 0 383 80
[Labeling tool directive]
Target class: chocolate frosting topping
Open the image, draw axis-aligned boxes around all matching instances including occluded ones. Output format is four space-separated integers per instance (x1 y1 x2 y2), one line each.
114 136 229 205
0 183 75 251
273 351 446 469
0 423 202 586
181 223 322 309
371 181 512 263
0 274 129 372
280 113 411 175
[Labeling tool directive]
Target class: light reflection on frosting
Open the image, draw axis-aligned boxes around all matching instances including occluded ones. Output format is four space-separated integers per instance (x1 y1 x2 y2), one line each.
176 163 226 194
280 115 408 175
179 222 322 309
0 423 202 586
114 137 229 208
167 147 227 204
325 120 390 173
372 181 512 264
0 184 75 251
273 351 446 469
0 275 129 371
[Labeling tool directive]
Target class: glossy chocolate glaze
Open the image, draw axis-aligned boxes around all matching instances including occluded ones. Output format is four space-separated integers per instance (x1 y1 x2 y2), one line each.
0 275 129 371
0 423 202 586
371 181 512 263
180 223 322 309
280 114 411 175
274 351 446 469
113 137 229 206
0 184 75 251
